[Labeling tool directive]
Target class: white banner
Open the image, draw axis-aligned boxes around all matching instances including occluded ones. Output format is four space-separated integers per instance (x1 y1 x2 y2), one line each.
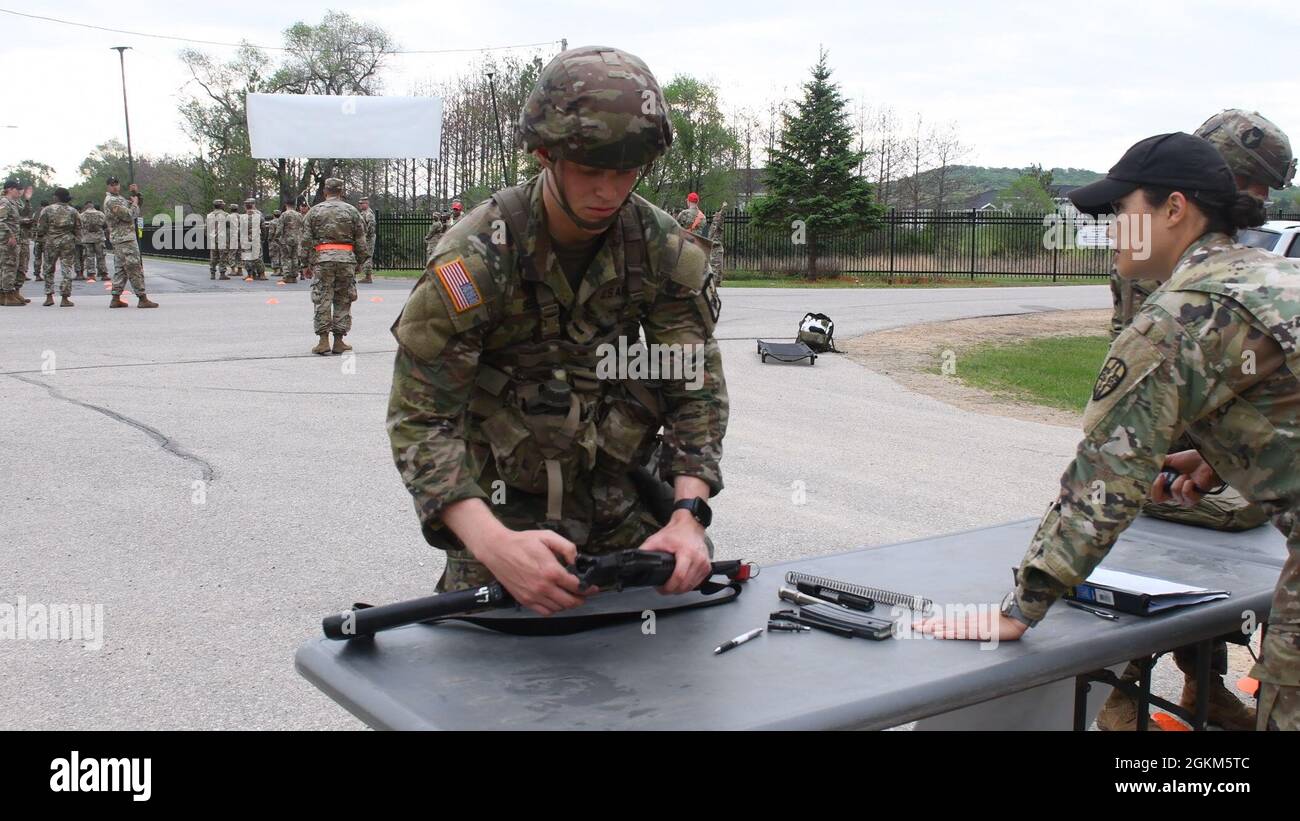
246 93 442 159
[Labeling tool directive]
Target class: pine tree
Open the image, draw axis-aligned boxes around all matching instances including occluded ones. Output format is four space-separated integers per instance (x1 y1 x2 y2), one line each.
751 50 883 279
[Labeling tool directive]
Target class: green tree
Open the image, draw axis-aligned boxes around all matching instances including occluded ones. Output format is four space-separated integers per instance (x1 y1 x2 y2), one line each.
998 165 1056 214
640 75 738 210
1 160 57 204
749 50 883 278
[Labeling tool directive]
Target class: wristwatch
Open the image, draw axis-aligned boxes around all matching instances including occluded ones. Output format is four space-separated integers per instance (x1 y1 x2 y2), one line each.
1000 592 1039 628
672 497 713 528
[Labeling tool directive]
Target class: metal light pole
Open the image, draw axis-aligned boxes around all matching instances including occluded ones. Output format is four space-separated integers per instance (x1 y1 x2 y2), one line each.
485 71 511 186
111 46 135 185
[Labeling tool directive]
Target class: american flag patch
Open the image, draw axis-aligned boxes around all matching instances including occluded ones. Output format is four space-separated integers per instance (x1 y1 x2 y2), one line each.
434 257 482 313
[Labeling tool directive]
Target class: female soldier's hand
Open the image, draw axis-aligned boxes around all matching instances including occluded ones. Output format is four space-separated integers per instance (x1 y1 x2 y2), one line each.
1150 449 1221 507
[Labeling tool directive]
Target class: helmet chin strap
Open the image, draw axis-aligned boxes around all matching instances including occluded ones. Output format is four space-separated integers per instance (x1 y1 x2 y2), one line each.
543 160 655 235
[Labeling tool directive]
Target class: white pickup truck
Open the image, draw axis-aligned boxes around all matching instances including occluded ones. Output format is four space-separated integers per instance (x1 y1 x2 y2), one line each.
1237 220 1300 258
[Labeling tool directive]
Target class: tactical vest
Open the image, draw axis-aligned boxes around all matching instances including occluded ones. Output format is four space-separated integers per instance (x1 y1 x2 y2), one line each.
466 185 668 534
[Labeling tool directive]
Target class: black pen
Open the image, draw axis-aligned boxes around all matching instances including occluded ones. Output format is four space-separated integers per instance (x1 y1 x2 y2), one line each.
1067 600 1119 621
714 627 764 655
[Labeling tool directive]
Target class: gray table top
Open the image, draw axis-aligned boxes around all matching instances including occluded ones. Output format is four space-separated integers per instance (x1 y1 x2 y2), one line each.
296 516 1289 730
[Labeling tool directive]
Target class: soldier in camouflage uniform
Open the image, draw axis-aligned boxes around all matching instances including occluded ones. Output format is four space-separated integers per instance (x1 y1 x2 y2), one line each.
707 202 727 282
241 199 265 280
675 191 705 233
278 201 306 284
17 185 34 292
267 208 282 277
104 177 157 308
922 133 1300 732
358 196 376 284
387 46 727 615
37 188 81 307
206 199 229 280
31 198 48 288
423 211 448 265
78 202 108 283
0 179 25 306
225 203 244 279
1091 113 1295 731
301 178 367 354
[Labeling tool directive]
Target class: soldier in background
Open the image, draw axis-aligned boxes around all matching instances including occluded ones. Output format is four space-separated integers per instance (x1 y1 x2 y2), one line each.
226 203 243 279
278 199 305 284
78 202 108 283
267 208 283 278
206 199 228 280
423 210 448 265
104 177 157 308
17 184 34 292
36 187 81 307
675 191 704 232
31 198 48 290
449 199 463 224
301 178 367 354
358 195 376 283
707 202 727 282
241 198 265 280
0 178 25 306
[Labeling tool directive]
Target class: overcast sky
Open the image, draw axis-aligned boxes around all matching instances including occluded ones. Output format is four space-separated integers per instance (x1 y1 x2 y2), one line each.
3 0 1296 183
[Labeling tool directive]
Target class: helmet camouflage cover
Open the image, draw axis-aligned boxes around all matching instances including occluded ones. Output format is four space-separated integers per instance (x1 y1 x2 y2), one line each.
1195 109 1295 189
518 45 673 171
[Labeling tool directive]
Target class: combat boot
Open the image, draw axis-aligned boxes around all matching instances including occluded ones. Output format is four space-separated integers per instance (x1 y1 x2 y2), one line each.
109 294 128 308
43 293 54 306
0 291 24 306
60 295 74 307
332 333 352 354
210 271 216 280
15 287 31 303
219 273 230 281
137 295 159 309
311 333 331 355
360 274 373 284
282 275 298 284
74 273 86 281
1096 677 1165 732
1180 676 1256 731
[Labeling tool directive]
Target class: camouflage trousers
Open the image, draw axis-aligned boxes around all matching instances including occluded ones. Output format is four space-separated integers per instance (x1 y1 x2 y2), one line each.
310 260 357 335
269 242 281 272
209 246 227 275
424 239 439 267
110 238 146 297
433 457 685 593
16 236 30 283
281 248 301 278
43 236 77 296
80 241 106 279
32 240 44 282
360 256 373 278
242 256 264 278
0 241 17 292
1257 682 1300 730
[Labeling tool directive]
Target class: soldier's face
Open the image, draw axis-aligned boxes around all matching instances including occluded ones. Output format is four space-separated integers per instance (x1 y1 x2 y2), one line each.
550 158 640 223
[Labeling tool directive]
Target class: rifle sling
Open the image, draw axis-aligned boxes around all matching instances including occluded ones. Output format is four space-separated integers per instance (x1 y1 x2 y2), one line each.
423 580 743 636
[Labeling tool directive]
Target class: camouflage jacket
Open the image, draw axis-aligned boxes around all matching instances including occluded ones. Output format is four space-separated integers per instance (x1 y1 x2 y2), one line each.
78 208 107 243
279 209 304 245
1015 233 1300 684
0 197 19 244
360 209 376 249
17 197 34 238
423 218 445 245
301 199 368 266
388 175 728 538
37 203 80 242
103 193 138 243
267 217 281 244
675 204 704 233
205 210 227 249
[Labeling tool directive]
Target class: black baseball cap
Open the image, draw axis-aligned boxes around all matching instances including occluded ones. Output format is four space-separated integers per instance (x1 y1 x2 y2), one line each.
106 176 120 185
1069 132 1237 216
2 178 20 191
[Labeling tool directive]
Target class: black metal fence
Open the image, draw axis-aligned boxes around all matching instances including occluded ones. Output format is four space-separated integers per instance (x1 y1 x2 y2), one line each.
141 208 1300 279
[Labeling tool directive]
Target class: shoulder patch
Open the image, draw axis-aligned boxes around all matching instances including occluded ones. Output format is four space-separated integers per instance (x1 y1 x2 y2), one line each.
435 256 483 313
1093 357 1128 401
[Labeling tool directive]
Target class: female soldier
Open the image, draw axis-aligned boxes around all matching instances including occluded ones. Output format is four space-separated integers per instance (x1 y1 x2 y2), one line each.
919 132 1300 731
